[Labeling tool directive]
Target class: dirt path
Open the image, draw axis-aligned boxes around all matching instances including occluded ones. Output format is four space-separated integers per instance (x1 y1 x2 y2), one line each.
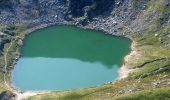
3 36 19 91
3 35 21 97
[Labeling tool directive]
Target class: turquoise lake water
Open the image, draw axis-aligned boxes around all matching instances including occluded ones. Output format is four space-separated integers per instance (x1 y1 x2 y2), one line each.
12 26 131 91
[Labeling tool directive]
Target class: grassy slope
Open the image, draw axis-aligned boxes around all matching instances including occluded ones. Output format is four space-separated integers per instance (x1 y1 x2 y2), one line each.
0 24 25 96
27 0 170 100
116 87 170 100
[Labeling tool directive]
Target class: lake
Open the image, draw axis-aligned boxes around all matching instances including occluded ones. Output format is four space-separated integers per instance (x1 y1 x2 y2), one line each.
12 26 131 91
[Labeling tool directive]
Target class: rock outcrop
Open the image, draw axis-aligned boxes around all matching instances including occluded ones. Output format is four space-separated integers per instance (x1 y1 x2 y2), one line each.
0 0 150 35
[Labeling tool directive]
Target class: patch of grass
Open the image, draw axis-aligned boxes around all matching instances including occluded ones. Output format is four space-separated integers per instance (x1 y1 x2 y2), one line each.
116 87 170 100
127 24 170 68
130 59 170 78
0 24 7 29
27 84 117 100
0 86 5 93
146 0 166 14
137 0 170 33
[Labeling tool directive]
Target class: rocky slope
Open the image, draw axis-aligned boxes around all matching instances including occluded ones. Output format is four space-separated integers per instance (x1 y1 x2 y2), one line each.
0 0 148 31
0 0 169 36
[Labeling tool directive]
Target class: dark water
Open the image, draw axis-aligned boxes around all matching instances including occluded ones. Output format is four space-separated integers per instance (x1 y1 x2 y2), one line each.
12 26 131 91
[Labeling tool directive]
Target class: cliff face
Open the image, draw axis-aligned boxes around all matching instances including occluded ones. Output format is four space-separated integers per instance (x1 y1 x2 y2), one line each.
0 0 115 19
0 0 113 23
68 0 115 18
0 0 67 25
0 0 114 24
0 0 148 34
1 0 169 31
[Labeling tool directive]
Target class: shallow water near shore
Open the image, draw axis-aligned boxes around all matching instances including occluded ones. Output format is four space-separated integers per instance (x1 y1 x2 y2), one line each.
12 26 131 91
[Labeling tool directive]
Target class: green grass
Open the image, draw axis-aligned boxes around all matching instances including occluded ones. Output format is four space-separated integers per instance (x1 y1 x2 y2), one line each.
0 24 7 29
116 87 170 100
126 24 170 68
0 86 5 93
27 84 116 100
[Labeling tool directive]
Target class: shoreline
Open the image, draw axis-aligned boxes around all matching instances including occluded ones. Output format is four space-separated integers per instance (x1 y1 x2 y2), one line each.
15 91 51 100
118 39 139 79
5 24 137 100
3 23 67 100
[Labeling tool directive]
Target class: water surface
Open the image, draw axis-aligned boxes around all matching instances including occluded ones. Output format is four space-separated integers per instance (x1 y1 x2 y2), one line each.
12 26 131 91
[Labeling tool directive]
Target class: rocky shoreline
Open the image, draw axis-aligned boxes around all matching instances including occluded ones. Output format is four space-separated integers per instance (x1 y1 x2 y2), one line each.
118 39 139 79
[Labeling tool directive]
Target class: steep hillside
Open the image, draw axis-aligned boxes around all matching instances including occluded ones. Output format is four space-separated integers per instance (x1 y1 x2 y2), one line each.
0 0 169 100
